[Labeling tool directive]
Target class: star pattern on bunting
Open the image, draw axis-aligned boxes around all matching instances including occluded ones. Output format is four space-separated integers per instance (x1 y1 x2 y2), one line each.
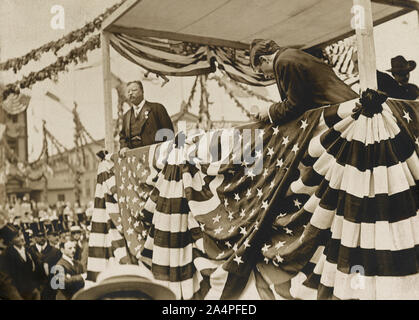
114 148 152 258
402 110 412 123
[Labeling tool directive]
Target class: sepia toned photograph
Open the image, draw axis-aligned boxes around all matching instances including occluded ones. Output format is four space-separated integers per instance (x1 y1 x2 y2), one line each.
0 0 418 305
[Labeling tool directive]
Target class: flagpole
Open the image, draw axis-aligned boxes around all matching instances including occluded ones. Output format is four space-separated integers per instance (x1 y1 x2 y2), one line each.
353 0 378 91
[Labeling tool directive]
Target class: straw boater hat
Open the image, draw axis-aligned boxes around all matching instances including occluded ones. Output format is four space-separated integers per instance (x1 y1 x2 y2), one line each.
70 222 82 233
387 55 416 74
72 264 176 300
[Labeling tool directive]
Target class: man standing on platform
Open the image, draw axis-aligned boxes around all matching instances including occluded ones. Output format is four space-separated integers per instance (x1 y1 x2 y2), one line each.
119 80 174 157
249 39 358 125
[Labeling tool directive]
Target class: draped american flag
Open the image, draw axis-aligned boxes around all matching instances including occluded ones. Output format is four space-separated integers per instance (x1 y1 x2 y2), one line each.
87 98 419 300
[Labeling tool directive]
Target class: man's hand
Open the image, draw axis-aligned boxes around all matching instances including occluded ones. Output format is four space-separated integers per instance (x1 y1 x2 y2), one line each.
119 147 128 158
255 104 271 122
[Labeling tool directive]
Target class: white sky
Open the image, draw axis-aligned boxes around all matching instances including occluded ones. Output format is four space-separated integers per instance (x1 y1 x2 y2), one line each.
0 1 418 161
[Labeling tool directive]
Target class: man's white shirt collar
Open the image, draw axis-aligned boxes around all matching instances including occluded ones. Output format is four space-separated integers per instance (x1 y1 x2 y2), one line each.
14 245 27 262
134 99 146 117
62 254 74 266
36 243 47 252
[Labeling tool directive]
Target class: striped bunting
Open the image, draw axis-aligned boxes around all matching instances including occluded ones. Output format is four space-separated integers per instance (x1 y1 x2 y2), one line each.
258 99 419 300
87 98 419 300
109 33 274 86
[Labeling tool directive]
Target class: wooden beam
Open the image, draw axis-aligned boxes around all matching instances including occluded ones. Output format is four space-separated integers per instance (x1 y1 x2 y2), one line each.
102 0 142 31
101 32 115 154
371 0 419 10
107 25 250 50
353 0 378 90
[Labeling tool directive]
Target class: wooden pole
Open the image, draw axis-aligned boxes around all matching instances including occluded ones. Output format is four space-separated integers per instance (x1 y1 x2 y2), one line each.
101 31 115 154
353 0 378 90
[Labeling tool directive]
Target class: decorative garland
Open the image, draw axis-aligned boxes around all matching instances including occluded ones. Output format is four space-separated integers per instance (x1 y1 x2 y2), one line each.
233 81 276 104
185 76 199 112
210 75 255 120
198 75 212 129
0 0 127 73
2 35 101 100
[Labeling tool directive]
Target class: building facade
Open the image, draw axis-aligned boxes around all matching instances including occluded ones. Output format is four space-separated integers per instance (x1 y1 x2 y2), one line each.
38 139 105 206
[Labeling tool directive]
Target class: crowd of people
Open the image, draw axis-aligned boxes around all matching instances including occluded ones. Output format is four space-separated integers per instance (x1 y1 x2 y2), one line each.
0 199 91 300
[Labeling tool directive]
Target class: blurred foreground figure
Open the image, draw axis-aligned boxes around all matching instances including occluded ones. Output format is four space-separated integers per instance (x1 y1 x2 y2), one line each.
73 264 175 300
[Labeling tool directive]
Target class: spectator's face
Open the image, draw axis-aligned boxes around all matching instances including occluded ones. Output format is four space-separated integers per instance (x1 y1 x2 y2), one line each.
35 235 46 246
72 232 81 241
12 232 25 248
48 234 59 246
127 82 144 106
393 72 410 85
62 241 76 258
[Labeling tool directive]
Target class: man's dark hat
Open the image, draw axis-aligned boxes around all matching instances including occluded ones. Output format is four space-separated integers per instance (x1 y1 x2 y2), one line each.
387 55 416 74
0 224 20 244
58 220 69 233
45 221 59 236
23 229 33 245
29 221 45 237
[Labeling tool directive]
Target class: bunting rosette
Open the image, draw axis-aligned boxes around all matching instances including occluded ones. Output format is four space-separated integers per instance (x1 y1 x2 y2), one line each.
88 95 419 300
1 91 31 115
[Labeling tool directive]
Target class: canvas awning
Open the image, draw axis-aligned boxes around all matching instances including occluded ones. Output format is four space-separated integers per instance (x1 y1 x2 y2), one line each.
102 0 412 50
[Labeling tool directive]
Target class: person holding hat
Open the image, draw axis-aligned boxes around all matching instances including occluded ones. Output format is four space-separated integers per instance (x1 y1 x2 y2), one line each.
0 224 39 299
377 55 419 100
249 39 358 125
72 264 175 300
55 240 86 300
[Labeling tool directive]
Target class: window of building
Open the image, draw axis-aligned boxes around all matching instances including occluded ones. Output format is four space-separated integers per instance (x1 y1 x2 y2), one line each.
58 194 65 202
8 114 18 123
6 138 18 157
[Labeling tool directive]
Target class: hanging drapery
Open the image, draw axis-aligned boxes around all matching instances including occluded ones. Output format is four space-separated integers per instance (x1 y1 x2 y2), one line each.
87 95 419 300
109 33 275 87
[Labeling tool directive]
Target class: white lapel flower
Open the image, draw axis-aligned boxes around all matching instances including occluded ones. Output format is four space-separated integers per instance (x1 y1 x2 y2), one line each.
144 110 149 119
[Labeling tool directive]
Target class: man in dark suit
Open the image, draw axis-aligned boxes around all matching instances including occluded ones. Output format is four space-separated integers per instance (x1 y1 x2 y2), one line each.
249 39 358 124
70 223 88 272
377 55 419 100
0 224 39 299
119 80 174 157
55 240 86 300
41 222 62 300
27 222 49 292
